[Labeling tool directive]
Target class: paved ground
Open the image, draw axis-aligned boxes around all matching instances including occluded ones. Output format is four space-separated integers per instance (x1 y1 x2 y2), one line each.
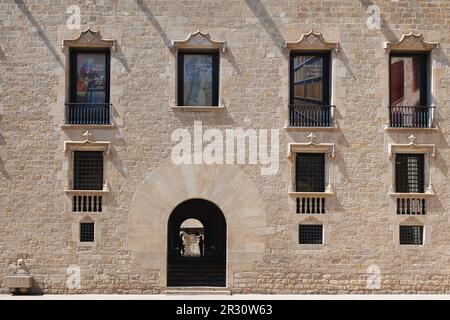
0 294 450 300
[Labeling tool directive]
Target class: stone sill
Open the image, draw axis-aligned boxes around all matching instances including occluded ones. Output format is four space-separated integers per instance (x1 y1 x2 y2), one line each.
64 189 110 195
288 191 335 197
384 125 439 132
60 124 117 129
171 105 226 112
388 192 435 198
294 245 325 252
285 126 339 132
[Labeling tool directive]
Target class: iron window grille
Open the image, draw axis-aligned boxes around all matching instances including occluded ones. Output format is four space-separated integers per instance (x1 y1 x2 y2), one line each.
399 225 423 245
80 222 95 242
295 153 325 192
299 224 323 244
73 151 104 190
395 154 425 193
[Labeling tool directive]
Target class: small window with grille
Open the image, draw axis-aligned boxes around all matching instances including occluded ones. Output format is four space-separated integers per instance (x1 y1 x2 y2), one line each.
299 224 323 244
80 222 95 242
73 151 104 190
296 153 325 192
395 153 424 193
399 225 423 245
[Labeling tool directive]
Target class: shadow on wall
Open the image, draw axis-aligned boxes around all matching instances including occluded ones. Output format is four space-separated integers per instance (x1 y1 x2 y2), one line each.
134 0 172 50
245 0 288 57
0 47 6 62
14 0 64 69
358 0 399 43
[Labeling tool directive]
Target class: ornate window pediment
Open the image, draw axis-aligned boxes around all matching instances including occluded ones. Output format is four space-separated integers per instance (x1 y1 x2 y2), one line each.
388 135 435 158
62 27 117 51
384 32 438 52
64 130 110 155
286 30 339 52
172 28 226 53
287 133 336 159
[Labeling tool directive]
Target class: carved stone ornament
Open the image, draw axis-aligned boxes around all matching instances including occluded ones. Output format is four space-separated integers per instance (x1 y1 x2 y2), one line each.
287 133 336 159
388 135 436 158
384 32 438 51
286 30 340 52
63 27 117 51
172 28 226 53
64 130 110 155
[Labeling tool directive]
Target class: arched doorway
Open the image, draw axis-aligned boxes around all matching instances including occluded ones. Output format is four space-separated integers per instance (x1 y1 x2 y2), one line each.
167 199 226 287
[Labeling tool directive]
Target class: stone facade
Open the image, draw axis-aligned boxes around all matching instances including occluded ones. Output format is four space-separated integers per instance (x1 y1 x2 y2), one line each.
1 0 450 294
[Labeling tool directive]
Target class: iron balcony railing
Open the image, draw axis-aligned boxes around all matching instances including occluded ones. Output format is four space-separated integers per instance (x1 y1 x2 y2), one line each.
289 105 334 127
65 103 112 125
389 105 435 128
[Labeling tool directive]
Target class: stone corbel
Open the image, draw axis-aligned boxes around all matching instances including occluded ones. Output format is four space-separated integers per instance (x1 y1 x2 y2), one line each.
172 28 226 53
286 30 340 53
63 130 111 156
384 32 438 52
62 27 118 51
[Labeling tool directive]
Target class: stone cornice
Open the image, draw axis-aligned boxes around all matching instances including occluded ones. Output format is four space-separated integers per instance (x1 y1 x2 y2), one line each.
384 32 438 52
286 30 340 52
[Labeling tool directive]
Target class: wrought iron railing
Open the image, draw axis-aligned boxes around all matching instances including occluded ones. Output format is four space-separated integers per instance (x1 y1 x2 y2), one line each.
65 103 111 125
389 105 434 128
289 105 334 127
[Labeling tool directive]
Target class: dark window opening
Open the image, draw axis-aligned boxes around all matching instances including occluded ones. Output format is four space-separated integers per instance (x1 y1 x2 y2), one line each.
73 151 104 190
80 222 95 242
177 51 219 106
399 225 423 245
290 52 330 106
67 49 111 125
390 53 427 107
295 153 325 192
395 154 425 193
299 224 323 244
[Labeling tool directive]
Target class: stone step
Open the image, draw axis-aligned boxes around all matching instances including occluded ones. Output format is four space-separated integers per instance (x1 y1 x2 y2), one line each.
165 287 231 295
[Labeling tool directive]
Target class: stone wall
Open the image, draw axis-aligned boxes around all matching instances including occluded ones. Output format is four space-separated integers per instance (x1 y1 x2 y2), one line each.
1 0 450 294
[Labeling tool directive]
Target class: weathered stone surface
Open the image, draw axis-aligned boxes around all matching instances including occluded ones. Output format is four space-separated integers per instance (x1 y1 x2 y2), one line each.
1 0 450 294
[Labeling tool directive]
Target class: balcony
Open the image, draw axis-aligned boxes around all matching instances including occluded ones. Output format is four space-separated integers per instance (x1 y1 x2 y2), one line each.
389 105 434 128
65 190 106 213
289 105 334 127
65 103 111 125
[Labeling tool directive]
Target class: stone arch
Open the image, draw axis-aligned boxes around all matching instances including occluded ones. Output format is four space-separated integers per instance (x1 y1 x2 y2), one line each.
127 161 266 287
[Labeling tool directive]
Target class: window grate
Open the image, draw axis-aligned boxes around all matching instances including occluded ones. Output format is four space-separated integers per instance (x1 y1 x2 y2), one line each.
299 224 323 244
73 151 104 190
80 222 95 242
395 154 424 193
295 153 325 192
399 225 423 245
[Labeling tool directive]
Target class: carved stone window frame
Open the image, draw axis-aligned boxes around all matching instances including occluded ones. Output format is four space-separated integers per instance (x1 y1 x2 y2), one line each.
388 135 436 195
384 32 439 126
285 31 340 128
72 215 102 247
63 130 110 193
287 133 335 196
171 29 227 111
60 27 119 128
